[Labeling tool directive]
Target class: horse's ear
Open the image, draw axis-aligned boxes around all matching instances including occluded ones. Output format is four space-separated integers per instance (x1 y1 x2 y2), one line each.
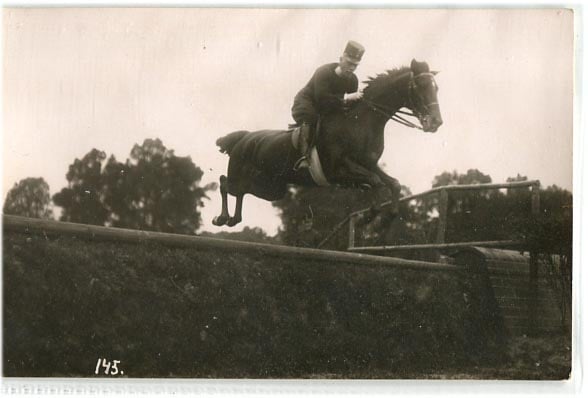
410 59 430 74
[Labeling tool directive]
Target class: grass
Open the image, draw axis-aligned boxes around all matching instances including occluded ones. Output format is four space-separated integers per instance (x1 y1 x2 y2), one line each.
3 231 571 379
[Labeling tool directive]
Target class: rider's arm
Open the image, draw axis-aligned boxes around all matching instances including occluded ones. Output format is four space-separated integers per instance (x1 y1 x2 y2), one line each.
347 74 359 94
313 67 345 112
343 75 361 102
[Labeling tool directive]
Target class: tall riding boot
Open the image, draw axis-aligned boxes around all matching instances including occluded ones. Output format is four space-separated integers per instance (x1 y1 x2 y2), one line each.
293 123 312 171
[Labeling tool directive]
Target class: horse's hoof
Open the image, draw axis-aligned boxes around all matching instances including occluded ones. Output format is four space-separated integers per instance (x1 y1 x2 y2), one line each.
212 216 228 226
227 217 242 227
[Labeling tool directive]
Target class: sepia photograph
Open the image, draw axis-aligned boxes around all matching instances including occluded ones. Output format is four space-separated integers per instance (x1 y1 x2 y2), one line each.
1 4 580 391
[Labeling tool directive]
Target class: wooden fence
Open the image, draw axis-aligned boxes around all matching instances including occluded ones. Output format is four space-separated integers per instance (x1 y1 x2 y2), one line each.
3 214 457 272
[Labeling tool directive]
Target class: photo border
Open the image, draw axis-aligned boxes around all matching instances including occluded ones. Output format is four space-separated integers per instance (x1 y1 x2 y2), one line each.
0 1 584 396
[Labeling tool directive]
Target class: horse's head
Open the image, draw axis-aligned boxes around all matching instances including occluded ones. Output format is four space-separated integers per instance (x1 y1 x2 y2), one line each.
362 60 443 133
407 59 443 133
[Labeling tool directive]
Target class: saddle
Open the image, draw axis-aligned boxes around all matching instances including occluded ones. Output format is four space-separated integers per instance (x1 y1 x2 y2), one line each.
288 124 329 187
289 125 301 151
288 118 321 153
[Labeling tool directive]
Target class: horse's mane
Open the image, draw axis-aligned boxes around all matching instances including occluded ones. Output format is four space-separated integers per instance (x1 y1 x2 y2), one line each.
362 66 412 100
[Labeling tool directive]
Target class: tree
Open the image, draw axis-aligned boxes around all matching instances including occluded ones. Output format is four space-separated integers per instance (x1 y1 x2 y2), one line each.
3 177 54 219
273 186 374 248
52 149 109 225
516 183 572 254
201 226 277 244
272 166 573 263
529 184 573 328
103 139 216 234
422 169 501 243
101 155 134 227
53 139 216 234
366 185 433 246
432 169 492 187
410 170 572 253
272 183 418 249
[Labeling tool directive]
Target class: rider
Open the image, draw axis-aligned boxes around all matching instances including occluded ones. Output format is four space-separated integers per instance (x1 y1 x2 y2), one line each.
291 40 365 170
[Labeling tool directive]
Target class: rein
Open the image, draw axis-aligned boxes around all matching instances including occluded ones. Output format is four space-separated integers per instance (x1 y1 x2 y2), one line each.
362 99 423 130
361 71 438 130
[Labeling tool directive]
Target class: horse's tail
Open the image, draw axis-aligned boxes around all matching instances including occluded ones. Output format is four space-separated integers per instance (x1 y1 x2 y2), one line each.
216 130 249 155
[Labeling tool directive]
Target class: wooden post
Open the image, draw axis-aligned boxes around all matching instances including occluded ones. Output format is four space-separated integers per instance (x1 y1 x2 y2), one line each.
348 214 356 250
528 252 539 335
436 189 449 244
531 183 540 216
528 183 541 335
434 189 449 262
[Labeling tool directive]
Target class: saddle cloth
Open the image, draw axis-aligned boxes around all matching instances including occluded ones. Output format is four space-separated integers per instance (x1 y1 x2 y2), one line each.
290 127 329 187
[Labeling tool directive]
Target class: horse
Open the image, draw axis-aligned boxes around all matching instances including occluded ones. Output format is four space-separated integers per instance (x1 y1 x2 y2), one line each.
213 59 443 227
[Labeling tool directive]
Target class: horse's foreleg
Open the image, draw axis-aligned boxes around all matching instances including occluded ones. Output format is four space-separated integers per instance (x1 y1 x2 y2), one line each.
212 175 231 226
372 166 401 214
333 158 383 188
364 166 402 236
334 158 400 227
227 194 244 227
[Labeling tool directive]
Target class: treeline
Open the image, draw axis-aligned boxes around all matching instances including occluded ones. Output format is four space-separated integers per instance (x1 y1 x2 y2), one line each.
271 169 572 258
4 145 572 258
4 139 216 235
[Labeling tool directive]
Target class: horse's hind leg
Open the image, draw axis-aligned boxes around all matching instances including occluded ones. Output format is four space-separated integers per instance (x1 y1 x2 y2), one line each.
212 175 230 226
227 194 244 227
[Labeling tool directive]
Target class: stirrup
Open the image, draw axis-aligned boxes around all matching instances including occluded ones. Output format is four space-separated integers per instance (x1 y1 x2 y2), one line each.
293 155 310 171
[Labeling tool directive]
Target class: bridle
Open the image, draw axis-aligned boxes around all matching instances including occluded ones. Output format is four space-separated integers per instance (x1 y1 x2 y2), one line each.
361 71 438 130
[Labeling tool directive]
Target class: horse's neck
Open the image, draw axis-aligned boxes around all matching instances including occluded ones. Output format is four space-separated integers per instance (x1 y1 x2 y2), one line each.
323 105 388 160
317 75 410 164
371 84 408 115
357 89 406 130
355 105 388 133
347 86 408 153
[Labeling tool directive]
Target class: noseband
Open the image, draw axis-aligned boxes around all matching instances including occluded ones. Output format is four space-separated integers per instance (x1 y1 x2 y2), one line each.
408 72 439 118
362 71 438 130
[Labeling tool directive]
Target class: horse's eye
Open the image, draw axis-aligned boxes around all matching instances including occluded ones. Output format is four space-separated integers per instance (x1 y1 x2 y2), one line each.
418 80 431 89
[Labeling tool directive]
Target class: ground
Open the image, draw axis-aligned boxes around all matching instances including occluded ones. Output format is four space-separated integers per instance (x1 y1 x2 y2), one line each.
2 231 572 380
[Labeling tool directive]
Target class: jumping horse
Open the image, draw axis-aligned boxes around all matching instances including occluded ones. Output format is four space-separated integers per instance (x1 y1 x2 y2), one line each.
213 59 443 227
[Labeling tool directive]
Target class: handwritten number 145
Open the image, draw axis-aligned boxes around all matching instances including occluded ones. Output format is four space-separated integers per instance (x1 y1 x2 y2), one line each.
95 358 123 375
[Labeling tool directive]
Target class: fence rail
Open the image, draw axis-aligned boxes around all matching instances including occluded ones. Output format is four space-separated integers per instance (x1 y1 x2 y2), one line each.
318 180 540 250
3 215 458 272
348 240 526 253
350 180 541 218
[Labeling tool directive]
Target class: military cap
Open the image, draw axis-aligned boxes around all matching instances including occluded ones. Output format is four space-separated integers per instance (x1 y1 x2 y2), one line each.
342 40 365 64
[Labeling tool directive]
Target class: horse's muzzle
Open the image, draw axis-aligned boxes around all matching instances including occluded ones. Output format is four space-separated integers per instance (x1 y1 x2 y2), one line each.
422 114 443 133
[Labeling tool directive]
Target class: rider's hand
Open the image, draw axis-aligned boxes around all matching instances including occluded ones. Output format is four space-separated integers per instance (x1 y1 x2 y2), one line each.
344 91 363 102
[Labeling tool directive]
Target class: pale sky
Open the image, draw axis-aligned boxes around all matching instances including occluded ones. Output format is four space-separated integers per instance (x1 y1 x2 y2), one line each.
2 7 575 235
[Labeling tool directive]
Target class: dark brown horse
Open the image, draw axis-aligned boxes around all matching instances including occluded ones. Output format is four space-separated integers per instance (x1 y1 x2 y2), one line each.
213 59 443 227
